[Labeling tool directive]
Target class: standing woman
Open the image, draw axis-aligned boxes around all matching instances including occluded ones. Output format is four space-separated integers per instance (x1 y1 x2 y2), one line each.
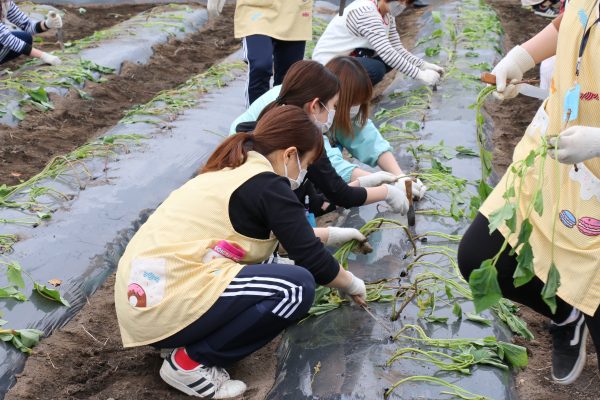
313 0 443 86
0 2 62 65
458 4 599 385
208 0 312 106
115 106 367 399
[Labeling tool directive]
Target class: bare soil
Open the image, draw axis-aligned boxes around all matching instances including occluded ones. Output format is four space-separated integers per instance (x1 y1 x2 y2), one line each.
0 5 240 186
484 1 600 398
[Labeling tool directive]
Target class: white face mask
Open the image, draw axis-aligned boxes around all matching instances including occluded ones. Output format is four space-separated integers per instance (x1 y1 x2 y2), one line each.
313 101 336 134
284 152 307 190
388 1 407 16
349 105 361 119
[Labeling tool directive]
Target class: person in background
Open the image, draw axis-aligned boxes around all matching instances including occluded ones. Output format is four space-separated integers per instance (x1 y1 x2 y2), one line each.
458 2 599 385
209 0 312 106
313 0 443 86
522 0 561 18
0 2 62 65
231 59 423 219
115 106 368 399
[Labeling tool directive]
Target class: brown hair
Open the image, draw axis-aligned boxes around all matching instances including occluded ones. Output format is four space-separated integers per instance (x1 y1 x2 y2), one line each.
200 105 324 174
325 56 372 138
258 60 340 120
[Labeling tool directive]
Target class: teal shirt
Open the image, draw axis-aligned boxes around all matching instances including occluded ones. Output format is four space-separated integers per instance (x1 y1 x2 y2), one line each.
229 86 393 182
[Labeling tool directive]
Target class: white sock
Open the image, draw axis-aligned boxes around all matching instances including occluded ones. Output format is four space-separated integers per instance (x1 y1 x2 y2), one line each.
552 308 580 326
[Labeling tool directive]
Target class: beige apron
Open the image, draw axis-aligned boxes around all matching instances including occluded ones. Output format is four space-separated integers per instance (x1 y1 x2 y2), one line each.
234 0 313 41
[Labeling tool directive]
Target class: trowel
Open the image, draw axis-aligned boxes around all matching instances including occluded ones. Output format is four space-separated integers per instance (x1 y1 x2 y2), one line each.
481 72 548 100
48 11 64 51
405 179 415 227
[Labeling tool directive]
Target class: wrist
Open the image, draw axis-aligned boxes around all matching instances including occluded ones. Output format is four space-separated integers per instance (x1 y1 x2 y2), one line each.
509 45 536 74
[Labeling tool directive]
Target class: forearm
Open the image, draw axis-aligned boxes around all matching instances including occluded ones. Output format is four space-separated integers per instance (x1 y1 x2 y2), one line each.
29 48 43 58
377 151 403 176
350 167 371 181
521 23 559 64
324 265 353 289
363 185 388 205
313 227 329 243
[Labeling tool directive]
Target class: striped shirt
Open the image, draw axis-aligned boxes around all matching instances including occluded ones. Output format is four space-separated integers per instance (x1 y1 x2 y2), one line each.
0 1 43 60
346 4 423 78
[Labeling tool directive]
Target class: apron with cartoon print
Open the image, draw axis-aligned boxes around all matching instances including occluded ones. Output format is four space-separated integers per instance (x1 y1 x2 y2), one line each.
480 0 600 315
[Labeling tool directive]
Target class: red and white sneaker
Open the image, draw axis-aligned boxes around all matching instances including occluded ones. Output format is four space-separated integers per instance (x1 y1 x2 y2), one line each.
160 349 247 398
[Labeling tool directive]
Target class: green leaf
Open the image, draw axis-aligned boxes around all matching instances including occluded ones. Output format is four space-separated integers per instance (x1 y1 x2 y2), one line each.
6 262 24 289
0 286 27 301
541 262 561 314
502 186 515 200
425 44 441 57
15 328 43 349
533 189 544 216
465 51 480 58
515 219 533 250
432 11 441 23
453 302 462 318
497 342 528 368
487 203 515 234
469 259 503 313
455 146 478 157
12 109 25 121
431 158 452 173
477 180 493 201
404 121 421 132
524 150 537 167
34 282 70 307
424 315 449 324
513 242 535 287
465 313 492 326
27 87 49 104
36 212 51 220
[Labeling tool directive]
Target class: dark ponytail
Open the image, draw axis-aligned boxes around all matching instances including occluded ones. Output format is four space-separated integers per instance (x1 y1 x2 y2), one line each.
257 60 340 121
200 105 324 174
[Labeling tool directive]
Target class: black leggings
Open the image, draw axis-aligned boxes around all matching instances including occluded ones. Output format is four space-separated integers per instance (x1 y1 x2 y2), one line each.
458 213 600 364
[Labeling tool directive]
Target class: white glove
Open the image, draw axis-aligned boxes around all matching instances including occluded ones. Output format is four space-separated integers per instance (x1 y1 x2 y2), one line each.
356 171 398 187
415 69 440 86
548 126 600 164
421 61 444 75
45 12 63 29
339 271 367 303
326 227 367 247
491 45 535 101
40 52 61 66
207 0 226 18
396 177 427 200
384 184 409 215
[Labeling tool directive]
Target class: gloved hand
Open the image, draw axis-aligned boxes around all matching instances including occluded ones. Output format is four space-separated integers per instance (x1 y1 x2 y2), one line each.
384 184 409 215
207 0 226 18
356 171 398 187
396 177 427 200
45 11 63 29
491 45 535 101
548 126 600 164
326 227 367 247
421 61 444 75
40 52 61 66
415 69 440 86
339 271 367 305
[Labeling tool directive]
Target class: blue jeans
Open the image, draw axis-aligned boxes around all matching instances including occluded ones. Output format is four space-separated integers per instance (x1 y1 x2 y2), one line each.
242 35 306 106
1 31 32 64
353 54 392 86
153 263 316 367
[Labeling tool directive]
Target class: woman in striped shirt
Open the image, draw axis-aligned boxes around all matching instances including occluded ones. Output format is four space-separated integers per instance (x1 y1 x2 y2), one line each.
0 0 62 65
313 0 443 86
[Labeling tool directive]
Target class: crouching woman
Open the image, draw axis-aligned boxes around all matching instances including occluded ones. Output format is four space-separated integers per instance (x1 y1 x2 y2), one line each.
114 105 367 399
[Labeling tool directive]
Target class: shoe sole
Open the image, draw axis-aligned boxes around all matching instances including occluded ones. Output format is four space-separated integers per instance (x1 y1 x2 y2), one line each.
534 10 558 18
552 325 589 385
159 362 209 398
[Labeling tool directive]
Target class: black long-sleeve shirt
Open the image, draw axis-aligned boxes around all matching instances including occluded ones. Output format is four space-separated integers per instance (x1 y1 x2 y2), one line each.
229 172 339 285
235 121 367 209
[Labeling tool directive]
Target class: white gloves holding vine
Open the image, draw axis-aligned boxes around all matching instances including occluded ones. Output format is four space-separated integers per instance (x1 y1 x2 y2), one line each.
357 171 398 187
44 11 63 29
326 227 366 247
490 45 535 101
549 126 600 164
